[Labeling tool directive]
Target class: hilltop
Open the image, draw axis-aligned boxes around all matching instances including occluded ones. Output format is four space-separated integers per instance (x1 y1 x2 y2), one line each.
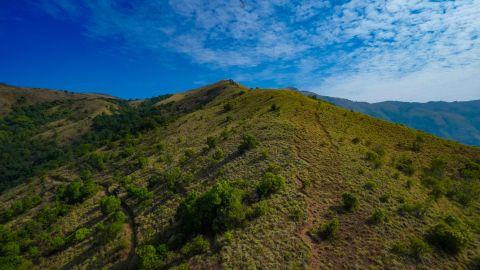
0 80 479 269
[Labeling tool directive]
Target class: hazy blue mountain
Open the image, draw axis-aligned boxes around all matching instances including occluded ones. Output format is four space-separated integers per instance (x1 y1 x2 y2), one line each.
300 91 480 146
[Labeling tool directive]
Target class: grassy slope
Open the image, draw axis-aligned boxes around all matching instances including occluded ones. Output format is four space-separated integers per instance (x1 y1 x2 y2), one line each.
1 81 479 269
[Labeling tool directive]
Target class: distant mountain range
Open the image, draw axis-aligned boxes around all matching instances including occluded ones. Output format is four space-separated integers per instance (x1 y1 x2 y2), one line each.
300 90 480 146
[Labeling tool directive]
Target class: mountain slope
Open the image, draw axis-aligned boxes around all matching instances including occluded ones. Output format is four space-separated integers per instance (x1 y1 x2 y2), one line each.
1 81 479 269
301 91 480 146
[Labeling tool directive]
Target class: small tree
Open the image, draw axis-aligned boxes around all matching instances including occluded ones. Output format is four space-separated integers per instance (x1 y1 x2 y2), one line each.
396 156 415 176
181 235 210 256
212 148 225 160
318 218 339 240
270 103 280 112
74 227 91 242
427 216 472 255
256 172 285 197
206 136 218 150
136 245 160 270
100 196 121 215
238 134 259 153
342 193 359 211
223 103 233 112
369 209 386 224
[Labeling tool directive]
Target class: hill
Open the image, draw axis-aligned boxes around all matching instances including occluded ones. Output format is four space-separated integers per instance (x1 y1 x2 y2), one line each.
300 90 480 146
0 80 479 269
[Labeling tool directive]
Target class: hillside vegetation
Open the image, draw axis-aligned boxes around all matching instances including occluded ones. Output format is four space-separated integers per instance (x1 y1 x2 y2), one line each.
304 91 480 146
0 80 479 269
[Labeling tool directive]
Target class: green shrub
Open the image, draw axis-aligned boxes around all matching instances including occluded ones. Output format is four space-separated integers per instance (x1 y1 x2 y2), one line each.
1 195 41 222
136 157 148 168
317 218 339 240
266 162 282 174
49 236 65 252
290 208 306 221
379 194 390 203
176 181 247 235
98 220 123 242
369 209 386 224
270 103 280 112
427 216 472 255
459 159 480 181
238 134 259 153
447 182 479 206
256 172 285 197
221 231 234 245
398 201 429 218
114 211 126 223
136 245 160 270
88 152 105 170
365 151 383 168
158 167 193 193
74 227 91 242
405 179 413 190
247 201 269 219
181 235 210 256
1 242 20 256
352 137 360 144
127 185 153 201
424 158 447 179
156 244 168 260
342 193 359 211
364 180 377 191
223 103 233 112
393 237 431 259
212 148 225 160
206 136 218 150
409 237 431 259
56 180 97 204
396 156 415 176
100 196 121 215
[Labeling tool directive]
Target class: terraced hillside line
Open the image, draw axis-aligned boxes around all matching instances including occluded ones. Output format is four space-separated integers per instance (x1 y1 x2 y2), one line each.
104 185 138 270
315 110 339 151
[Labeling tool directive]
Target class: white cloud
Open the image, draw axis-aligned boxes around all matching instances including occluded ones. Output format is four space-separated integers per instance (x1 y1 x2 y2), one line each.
36 0 480 101
316 64 480 102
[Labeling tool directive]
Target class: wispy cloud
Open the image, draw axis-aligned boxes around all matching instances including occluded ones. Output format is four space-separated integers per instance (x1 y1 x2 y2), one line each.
36 0 480 101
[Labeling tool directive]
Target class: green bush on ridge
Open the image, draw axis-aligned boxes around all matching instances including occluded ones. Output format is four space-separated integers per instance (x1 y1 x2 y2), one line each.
256 172 285 197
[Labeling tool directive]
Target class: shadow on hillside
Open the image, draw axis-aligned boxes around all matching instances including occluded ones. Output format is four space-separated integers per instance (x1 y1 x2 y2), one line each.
56 214 109 270
59 239 99 270
196 150 243 179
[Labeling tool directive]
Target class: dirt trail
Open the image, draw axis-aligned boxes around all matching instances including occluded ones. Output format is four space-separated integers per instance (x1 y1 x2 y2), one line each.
103 185 138 270
292 112 341 269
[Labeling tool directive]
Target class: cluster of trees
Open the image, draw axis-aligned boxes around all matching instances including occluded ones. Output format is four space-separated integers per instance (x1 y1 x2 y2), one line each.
427 215 472 255
88 95 171 143
176 181 247 236
0 199 71 269
1 195 41 222
127 185 153 202
97 196 125 243
149 167 194 194
56 180 98 204
0 99 75 191
421 158 479 206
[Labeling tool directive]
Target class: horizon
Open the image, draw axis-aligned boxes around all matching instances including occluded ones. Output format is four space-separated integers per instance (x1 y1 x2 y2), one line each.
1 1 479 102
3 80 480 105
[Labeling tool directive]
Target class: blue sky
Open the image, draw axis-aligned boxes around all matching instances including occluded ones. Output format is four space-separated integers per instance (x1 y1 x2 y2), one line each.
1 0 479 102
